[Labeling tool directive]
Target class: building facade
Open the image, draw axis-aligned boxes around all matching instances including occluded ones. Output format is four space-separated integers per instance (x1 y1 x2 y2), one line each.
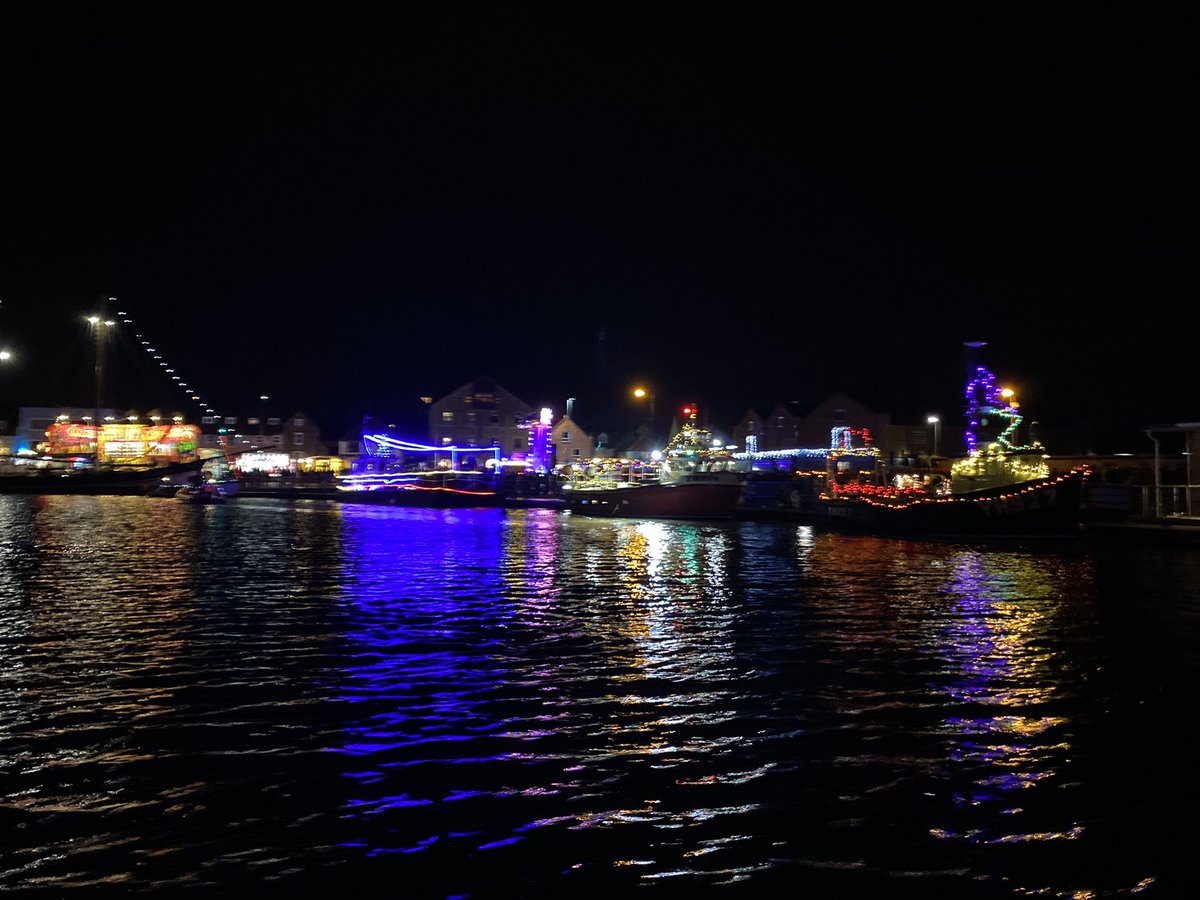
428 376 536 456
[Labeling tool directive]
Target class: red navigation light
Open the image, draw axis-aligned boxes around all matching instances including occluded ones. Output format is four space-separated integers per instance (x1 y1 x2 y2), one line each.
682 406 693 416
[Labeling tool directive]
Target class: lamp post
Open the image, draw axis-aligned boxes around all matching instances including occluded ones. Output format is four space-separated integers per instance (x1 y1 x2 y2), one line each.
259 395 269 448
86 314 115 424
633 387 656 445
927 415 941 460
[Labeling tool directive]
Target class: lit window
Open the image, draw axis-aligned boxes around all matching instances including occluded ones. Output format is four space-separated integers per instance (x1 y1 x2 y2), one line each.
441 437 452 445
442 411 455 422
248 417 260 426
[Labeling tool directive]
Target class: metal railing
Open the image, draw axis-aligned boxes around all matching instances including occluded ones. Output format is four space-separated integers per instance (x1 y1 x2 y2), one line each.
1131 485 1199 519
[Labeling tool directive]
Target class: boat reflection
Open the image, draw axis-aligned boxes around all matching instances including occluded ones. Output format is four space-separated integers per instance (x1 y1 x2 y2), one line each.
930 550 1093 857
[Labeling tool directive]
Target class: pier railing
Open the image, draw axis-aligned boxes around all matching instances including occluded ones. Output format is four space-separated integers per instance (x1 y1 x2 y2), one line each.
1131 485 1199 519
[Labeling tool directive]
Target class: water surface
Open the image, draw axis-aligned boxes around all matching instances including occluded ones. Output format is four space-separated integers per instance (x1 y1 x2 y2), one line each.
2 495 1197 896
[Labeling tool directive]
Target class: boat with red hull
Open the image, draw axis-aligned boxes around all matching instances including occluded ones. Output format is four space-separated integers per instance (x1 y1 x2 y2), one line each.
562 408 744 520
816 467 1089 537
563 471 743 520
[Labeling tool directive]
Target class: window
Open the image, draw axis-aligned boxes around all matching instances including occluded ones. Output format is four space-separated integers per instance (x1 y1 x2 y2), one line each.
202 416 216 424
225 416 238 425
442 411 455 422
294 418 305 426
466 411 476 422
248 416 260 426
441 437 453 446
267 417 281 426
572 448 581 458
561 430 570 442
490 414 499 424
294 432 304 446
834 409 846 423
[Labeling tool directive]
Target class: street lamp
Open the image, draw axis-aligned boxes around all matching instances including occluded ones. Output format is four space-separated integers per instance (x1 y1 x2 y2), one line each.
259 395 269 445
85 314 115 421
633 387 656 443
927 415 941 459
632 387 656 421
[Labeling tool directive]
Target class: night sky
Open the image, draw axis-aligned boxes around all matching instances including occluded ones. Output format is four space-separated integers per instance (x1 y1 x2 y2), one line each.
1 4 1194 446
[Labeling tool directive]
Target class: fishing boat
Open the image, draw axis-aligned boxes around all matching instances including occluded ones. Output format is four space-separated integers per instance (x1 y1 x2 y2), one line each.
561 406 744 520
817 462 1089 537
335 433 504 508
812 366 1089 537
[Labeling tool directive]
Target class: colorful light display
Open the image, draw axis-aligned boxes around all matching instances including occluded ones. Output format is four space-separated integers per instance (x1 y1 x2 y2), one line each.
42 422 199 462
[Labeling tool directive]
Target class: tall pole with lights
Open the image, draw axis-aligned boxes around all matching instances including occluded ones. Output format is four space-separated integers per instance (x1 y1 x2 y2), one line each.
86 312 115 437
633 387 656 443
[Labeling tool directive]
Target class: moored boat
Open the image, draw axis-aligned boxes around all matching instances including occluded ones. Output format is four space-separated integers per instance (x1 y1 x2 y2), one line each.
336 433 505 508
561 407 743 520
817 466 1089 537
812 364 1088 537
0 454 208 496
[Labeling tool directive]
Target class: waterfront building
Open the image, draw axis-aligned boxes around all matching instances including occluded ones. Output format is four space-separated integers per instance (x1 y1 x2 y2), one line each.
549 414 596 467
427 376 537 456
197 410 326 462
732 393 890 454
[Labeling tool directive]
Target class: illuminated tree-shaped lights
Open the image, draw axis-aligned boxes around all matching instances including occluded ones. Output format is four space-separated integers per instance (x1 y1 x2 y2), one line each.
956 365 1048 484
963 364 1027 455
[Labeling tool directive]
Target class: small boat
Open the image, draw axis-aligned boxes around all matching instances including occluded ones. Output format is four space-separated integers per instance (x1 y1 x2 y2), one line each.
561 408 744 520
174 467 239 504
175 482 228 504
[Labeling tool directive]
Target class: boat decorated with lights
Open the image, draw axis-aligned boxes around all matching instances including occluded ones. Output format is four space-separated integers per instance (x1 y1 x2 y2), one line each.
0 307 239 496
335 433 505 507
813 364 1088 536
0 418 210 495
560 405 744 519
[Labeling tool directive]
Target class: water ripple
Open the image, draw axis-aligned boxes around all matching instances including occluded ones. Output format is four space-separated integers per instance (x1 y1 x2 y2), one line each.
2 498 1198 895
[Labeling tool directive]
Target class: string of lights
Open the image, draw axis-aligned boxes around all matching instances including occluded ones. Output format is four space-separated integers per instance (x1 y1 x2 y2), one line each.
114 304 218 419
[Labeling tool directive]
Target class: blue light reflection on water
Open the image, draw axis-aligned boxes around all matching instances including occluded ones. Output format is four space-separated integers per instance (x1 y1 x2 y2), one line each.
2 497 1199 896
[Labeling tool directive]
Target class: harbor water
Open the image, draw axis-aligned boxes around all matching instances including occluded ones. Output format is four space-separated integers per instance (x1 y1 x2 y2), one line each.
1 496 1198 897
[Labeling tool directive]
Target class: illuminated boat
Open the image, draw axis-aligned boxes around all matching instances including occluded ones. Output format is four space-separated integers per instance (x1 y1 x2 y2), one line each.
336 434 504 508
816 465 1089 537
561 407 744 520
813 366 1088 537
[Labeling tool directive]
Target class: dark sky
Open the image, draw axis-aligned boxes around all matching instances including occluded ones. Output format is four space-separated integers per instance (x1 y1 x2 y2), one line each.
1 4 1194 443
